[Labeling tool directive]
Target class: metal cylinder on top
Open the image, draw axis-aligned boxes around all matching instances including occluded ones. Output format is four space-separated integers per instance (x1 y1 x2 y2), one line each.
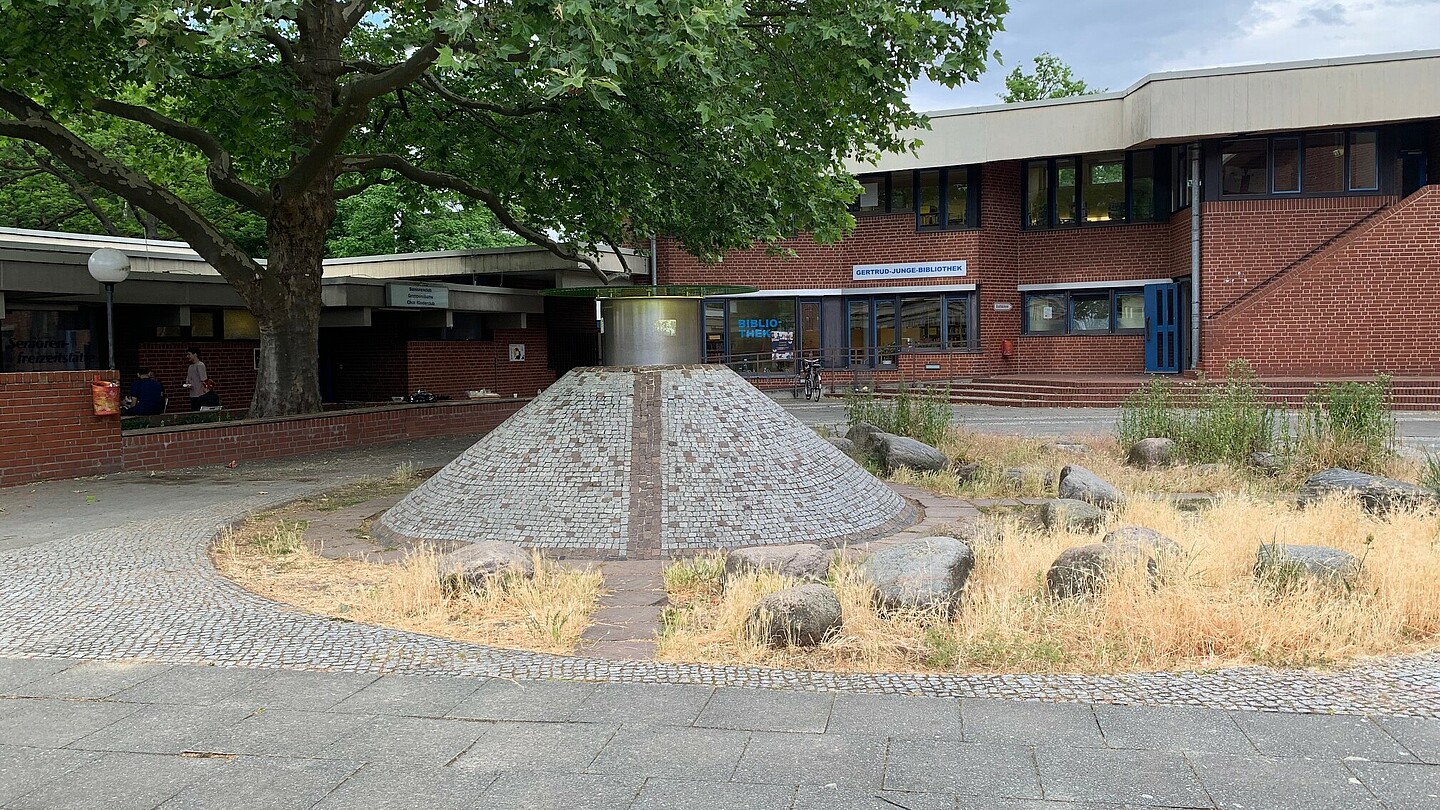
601 296 701 366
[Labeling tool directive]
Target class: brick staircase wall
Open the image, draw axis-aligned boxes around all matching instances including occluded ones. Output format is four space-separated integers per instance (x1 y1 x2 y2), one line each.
1204 185 1440 375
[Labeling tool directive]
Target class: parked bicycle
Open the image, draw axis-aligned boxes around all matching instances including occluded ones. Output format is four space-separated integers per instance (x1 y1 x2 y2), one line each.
792 357 823 401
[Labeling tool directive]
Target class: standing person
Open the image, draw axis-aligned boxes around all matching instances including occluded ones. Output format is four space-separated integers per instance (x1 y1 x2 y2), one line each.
121 368 165 415
183 348 219 410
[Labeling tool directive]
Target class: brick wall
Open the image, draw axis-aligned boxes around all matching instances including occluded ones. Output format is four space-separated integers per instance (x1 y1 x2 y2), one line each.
1016 223 1174 285
1014 335 1147 373
0 371 123 486
1199 196 1394 316
122 398 526 472
1203 185 1440 375
137 342 259 413
405 327 555 399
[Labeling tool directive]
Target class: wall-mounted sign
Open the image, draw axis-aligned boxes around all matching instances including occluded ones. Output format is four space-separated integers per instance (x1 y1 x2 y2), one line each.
852 260 967 281
509 344 526 362
770 330 794 361
386 283 450 309
993 302 1014 312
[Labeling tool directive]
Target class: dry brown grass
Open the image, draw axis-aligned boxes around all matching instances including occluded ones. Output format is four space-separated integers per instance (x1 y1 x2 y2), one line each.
213 495 603 655
658 493 1440 674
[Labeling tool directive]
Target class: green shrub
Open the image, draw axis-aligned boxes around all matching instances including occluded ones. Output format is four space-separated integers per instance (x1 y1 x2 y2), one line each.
845 382 953 447
1118 360 1281 465
1297 376 1395 473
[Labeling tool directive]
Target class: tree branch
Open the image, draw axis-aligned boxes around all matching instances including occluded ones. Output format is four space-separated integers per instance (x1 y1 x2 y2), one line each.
340 0 373 35
333 173 393 200
419 75 561 117
340 153 624 283
20 143 123 235
258 27 298 67
91 99 272 215
0 87 264 296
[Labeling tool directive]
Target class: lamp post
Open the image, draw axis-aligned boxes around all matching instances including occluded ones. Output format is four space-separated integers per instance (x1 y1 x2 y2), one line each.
87 248 131 370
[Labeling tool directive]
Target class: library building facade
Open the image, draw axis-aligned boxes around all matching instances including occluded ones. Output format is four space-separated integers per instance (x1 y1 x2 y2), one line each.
657 51 1440 383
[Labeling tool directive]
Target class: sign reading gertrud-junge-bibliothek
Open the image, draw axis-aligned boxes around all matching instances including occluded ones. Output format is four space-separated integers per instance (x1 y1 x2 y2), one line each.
851 260 967 281
386 282 450 308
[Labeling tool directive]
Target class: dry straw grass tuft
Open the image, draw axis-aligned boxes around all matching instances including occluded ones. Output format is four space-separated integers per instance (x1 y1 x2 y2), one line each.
659 493 1440 674
214 502 603 654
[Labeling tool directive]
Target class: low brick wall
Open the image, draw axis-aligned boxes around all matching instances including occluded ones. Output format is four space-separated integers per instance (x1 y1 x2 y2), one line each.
122 397 529 472
0 371 124 487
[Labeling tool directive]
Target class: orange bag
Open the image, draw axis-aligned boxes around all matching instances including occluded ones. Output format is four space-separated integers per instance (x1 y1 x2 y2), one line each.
92 378 120 416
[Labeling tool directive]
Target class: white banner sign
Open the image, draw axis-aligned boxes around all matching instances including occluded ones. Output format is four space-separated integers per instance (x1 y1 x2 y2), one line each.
852 260 967 281
386 283 450 309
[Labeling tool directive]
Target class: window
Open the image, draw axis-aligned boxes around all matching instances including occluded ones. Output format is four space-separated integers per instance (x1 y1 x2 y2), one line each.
1273 137 1300 193
874 298 897 364
727 298 794 374
1023 288 1146 335
899 296 943 349
945 297 971 349
850 167 974 227
917 170 942 229
704 300 726 363
1303 132 1345 193
1024 150 1161 229
1218 130 1382 197
1222 139 1268 195
848 299 871 367
846 291 978 367
1349 130 1378 190
1025 161 1049 228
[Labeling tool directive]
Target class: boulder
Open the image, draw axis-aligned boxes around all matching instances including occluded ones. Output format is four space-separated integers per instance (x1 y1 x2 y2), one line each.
1191 463 1228 477
1048 441 1092 455
1295 468 1431 514
725 543 832 582
826 437 857 455
860 536 975 613
951 461 984 486
1102 526 1183 558
878 434 949 473
1003 466 1056 492
1126 438 1176 470
1058 465 1124 509
1246 452 1287 476
1170 493 1219 513
1046 543 1157 599
746 583 843 647
438 541 535 593
845 422 884 456
1039 498 1105 532
1254 543 1361 588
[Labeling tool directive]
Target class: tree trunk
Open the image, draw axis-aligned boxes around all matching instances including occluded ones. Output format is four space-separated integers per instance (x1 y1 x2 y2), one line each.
248 193 333 418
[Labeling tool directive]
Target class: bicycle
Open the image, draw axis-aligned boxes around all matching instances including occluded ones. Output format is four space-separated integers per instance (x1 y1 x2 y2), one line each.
800 357 822 401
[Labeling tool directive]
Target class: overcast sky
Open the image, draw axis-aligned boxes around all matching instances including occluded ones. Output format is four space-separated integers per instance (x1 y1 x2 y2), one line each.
910 0 1440 110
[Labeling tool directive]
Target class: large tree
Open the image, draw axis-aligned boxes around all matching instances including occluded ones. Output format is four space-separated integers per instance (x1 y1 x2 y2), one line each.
0 0 1007 417
999 52 1101 103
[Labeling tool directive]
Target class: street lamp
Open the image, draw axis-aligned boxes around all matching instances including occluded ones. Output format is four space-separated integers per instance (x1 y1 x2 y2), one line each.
88 248 131 370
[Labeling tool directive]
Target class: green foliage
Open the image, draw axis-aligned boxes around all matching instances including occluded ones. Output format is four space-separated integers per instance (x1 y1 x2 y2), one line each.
845 382 953 447
1118 360 1280 465
1297 376 1395 473
999 52 1102 103
1420 453 1440 494
327 184 524 258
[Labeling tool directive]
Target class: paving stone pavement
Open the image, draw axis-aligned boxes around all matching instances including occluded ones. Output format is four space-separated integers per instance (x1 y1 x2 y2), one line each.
1 435 1439 806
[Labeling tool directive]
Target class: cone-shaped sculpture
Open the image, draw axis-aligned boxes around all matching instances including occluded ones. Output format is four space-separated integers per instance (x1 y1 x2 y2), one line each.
375 365 916 559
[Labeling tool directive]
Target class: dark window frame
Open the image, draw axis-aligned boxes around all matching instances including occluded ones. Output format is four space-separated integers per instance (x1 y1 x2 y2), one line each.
1022 150 1162 230
851 166 981 230
1020 287 1146 336
1216 129 1384 198
843 290 979 367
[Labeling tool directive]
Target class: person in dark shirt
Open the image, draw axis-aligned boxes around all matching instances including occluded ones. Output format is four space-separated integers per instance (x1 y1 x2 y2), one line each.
122 368 165 415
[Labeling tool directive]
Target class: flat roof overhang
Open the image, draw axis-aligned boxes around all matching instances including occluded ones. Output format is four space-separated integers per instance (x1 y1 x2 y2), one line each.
854 49 1440 172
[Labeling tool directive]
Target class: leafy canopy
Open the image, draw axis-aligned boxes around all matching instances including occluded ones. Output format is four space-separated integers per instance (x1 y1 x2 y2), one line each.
999 52 1102 104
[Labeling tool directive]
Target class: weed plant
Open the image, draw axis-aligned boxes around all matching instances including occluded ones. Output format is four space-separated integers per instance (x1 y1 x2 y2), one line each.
1118 360 1280 465
845 382 953 447
1298 376 1395 473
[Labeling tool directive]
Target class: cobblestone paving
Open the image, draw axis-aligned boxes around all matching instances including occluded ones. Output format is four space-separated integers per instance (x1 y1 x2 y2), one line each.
1 440 1437 719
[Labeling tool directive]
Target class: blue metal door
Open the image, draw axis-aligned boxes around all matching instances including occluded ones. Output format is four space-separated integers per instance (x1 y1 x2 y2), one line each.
1144 283 1181 373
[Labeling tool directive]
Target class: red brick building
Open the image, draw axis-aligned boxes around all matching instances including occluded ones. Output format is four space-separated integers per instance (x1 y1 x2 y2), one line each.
657 51 1440 381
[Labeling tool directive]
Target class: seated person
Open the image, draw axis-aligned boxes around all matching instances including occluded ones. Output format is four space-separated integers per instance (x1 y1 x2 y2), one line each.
121 368 165 416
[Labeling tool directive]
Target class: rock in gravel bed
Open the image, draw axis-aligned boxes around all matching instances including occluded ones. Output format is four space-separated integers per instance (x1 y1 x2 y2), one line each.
826 437 857 455
1046 542 1157 599
438 541 535 594
725 543 832 582
1295 468 1433 514
1102 526 1183 558
845 422 948 473
1003 466 1056 492
746 583 843 647
1126 438 1176 470
1254 543 1362 588
1040 499 1105 532
1058 465 1124 509
860 536 975 613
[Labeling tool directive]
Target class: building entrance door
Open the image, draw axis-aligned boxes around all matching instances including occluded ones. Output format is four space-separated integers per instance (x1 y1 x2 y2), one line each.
798 299 822 362
1402 150 1429 197
1144 283 1181 374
